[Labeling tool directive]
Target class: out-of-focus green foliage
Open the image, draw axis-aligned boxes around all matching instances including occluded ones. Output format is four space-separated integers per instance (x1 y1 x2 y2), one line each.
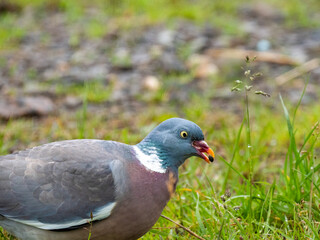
1 0 320 49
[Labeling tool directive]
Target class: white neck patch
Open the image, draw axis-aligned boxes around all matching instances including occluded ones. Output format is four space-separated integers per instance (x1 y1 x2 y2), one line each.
133 145 166 173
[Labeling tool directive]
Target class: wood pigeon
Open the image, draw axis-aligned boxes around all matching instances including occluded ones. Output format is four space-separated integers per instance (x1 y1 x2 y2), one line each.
0 118 214 240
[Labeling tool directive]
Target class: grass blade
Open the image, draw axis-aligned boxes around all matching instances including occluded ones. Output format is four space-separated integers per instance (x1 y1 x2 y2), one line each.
222 119 244 192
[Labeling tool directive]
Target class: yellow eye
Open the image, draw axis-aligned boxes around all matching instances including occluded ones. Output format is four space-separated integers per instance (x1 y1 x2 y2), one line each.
180 131 188 138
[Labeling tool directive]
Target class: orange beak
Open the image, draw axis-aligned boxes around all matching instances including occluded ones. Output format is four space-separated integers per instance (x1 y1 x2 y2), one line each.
192 140 215 163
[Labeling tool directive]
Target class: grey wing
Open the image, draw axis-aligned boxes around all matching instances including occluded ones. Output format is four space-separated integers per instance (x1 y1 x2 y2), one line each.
0 140 127 230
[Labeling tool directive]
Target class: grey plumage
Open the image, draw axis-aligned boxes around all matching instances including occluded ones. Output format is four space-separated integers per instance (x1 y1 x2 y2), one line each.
0 140 123 226
0 118 214 240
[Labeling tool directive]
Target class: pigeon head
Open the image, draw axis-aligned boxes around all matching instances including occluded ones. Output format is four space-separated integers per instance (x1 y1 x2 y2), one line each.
135 118 214 172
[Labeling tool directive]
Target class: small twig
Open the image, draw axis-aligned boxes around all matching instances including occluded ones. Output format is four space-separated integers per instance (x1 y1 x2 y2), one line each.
206 48 299 65
275 58 320 86
152 226 177 230
160 215 206 240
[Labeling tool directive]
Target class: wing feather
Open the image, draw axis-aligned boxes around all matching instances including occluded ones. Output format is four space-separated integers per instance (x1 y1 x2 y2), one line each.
0 140 128 230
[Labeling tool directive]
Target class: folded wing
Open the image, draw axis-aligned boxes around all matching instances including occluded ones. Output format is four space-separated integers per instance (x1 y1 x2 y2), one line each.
0 140 124 230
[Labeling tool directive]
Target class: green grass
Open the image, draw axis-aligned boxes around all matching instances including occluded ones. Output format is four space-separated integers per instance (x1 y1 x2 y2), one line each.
143 88 319 239
0 0 320 239
1 0 320 50
0 82 319 239
0 13 26 51
55 80 113 103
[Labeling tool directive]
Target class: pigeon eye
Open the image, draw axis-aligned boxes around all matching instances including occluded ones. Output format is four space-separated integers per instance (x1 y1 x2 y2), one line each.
180 131 188 138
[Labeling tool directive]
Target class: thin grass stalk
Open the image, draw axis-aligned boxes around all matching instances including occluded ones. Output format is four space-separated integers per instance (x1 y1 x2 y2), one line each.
308 152 314 221
245 90 253 224
77 81 88 139
280 95 301 201
222 119 244 192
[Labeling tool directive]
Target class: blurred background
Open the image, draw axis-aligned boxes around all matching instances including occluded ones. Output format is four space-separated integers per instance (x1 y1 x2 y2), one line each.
0 0 320 239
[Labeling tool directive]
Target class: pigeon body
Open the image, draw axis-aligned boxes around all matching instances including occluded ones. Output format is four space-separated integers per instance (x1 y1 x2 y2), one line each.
0 118 214 240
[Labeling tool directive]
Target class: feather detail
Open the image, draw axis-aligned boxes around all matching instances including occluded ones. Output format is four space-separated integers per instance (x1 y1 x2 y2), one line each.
133 146 166 173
